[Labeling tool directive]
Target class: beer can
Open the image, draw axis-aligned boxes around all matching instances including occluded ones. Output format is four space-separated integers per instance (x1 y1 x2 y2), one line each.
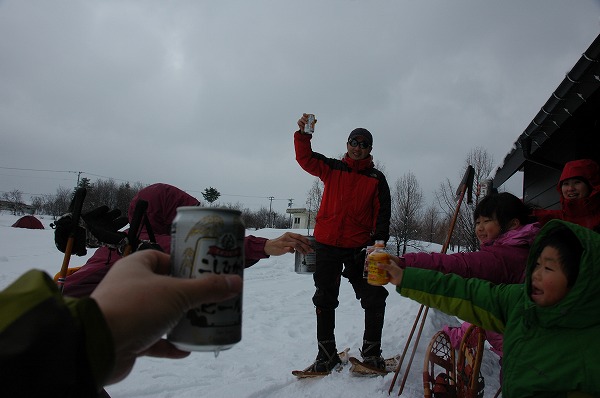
167 207 245 352
294 235 316 273
304 114 316 134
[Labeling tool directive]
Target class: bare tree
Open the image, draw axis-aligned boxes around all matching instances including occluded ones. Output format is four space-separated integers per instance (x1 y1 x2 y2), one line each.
2 189 24 215
31 196 44 215
390 172 424 255
466 146 495 207
420 204 445 244
87 179 119 211
47 186 74 218
306 178 323 229
435 147 494 252
254 206 273 228
238 206 260 230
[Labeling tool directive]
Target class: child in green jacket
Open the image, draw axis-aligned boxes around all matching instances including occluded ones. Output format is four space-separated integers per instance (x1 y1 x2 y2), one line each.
379 219 600 397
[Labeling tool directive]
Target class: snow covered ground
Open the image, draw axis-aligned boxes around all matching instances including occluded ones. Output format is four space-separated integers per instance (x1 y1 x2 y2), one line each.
0 212 501 397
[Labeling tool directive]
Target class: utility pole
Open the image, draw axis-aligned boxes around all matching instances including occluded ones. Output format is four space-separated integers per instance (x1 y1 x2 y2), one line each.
268 196 274 228
288 198 293 228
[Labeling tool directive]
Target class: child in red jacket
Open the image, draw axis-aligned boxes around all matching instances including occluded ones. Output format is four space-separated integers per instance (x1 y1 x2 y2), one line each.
533 158 600 231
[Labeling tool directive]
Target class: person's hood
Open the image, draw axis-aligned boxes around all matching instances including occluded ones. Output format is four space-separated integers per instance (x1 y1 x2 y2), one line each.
488 222 541 248
523 220 600 329
557 159 600 195
128 183 200 236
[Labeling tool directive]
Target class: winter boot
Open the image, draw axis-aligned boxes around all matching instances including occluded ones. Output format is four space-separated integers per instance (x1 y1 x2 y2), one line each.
306 340 342 372
360 340 385 370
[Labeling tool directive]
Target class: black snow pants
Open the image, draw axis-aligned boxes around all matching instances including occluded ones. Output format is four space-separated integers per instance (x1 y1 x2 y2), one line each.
312 242 388 354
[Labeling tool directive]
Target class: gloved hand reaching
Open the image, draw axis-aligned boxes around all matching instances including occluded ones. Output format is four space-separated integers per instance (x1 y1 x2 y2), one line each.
52 206 128 256
81 206 128 246
52 215 87 256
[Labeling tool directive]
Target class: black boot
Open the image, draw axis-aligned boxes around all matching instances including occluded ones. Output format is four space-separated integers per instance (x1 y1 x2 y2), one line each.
307 340 342 372
360 340 385 370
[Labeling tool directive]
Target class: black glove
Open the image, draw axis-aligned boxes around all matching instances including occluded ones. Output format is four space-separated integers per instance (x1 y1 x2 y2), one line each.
51 214 87 256
137 240 164 252
81 206 128 246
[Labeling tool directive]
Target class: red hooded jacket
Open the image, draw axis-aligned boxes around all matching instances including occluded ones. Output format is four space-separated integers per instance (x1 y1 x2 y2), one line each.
533 159 600 231
294 131 391 248
63 183 269 298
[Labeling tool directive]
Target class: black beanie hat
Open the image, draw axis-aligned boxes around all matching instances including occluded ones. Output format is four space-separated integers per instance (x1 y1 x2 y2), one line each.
348 128 373 146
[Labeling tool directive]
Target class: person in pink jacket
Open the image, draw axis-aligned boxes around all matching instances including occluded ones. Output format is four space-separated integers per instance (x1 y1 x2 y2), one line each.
390 192 540 379
63 183 313 298
532 158 600 232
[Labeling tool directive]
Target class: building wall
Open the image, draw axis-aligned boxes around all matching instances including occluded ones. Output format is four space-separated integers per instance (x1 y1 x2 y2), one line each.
286 209 315 230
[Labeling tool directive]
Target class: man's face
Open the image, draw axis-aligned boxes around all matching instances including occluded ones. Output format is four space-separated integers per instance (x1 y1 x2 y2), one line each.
346 136 372 160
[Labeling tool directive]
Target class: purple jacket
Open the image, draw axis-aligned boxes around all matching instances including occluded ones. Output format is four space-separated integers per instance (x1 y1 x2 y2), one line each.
403 222 541 285
63 183 269 298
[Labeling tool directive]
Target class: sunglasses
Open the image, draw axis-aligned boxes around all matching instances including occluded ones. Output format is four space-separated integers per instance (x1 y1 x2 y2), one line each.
348 138 371 149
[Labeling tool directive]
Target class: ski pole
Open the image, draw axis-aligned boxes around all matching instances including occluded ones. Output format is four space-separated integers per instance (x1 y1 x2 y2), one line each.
387 304 423 394
390 165 474 396
57 188 87 294
396 165 474 395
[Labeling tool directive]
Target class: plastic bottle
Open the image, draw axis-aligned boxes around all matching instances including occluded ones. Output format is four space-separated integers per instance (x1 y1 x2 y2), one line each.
366 240 390 286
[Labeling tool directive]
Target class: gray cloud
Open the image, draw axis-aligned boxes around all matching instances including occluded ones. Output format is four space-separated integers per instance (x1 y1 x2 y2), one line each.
1 0 599 214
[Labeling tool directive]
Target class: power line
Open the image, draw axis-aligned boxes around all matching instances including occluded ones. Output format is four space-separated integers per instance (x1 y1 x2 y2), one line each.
1 166 299 212
0 166 79 174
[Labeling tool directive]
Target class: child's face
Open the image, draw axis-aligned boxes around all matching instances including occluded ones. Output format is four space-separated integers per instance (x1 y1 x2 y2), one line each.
530 246 570 307
561 178 591 199
474 215 502 244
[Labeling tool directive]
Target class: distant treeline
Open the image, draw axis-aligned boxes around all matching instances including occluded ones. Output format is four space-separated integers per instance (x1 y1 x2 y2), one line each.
2 177 293 230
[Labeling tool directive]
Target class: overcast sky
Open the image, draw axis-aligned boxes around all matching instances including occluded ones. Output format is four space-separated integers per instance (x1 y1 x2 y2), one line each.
1 1 600 214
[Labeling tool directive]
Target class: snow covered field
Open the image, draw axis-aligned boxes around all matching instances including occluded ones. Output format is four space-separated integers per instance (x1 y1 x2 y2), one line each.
0 212 501 397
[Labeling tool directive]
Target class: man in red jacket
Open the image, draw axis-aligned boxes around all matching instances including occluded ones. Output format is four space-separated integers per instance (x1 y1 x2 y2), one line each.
294 113 391 372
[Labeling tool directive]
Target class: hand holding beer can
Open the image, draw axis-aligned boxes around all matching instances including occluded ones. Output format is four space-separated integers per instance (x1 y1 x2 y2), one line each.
167 207 245 353
304 114 316 134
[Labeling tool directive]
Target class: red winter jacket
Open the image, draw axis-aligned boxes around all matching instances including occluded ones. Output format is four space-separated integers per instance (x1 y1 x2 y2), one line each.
533 158 600 231
63 183 269 298
294 131 391 248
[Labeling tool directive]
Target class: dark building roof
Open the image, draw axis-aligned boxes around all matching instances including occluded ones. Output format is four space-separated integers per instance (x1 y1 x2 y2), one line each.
492 33 600 189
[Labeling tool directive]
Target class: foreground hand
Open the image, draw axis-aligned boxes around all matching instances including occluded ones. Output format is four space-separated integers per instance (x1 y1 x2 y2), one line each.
377 256 405 286
91 250 243 384
264 232 314 256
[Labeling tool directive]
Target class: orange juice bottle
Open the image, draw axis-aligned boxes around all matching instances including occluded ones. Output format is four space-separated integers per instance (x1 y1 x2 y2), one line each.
367 240 390 286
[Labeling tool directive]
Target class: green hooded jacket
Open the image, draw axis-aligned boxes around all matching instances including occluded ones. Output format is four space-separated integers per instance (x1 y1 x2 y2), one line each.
0 270 114 397
398 220 600 397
